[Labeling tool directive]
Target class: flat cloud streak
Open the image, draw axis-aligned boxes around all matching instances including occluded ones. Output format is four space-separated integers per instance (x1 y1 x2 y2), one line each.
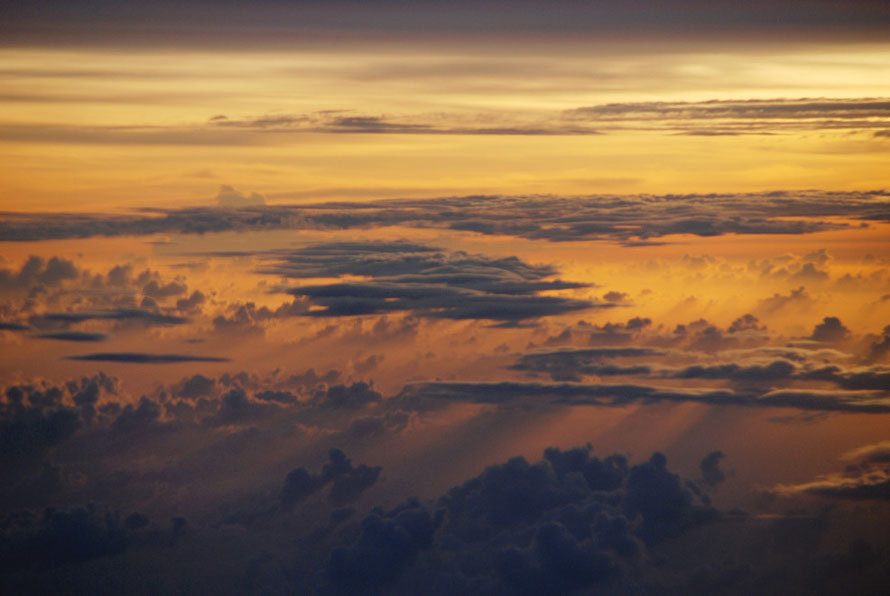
66 352 229 363
2 190 887 244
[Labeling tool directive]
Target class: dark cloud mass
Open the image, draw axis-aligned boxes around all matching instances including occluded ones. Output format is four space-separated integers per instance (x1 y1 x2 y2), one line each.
66 352 228 364
399 380 890 414
281 448 382 508
267 242 598 322
34 331 108 342
3 190 888 245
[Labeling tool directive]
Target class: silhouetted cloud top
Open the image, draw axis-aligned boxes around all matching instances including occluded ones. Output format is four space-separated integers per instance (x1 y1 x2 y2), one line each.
281 448 382 508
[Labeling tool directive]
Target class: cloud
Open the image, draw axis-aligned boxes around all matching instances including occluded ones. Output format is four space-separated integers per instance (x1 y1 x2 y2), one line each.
320 445 711 594
0 505 141 572
510 348 662 381
810 316 851 343
33 331 108 342
398 380 890 414
0 256 78 290
777 470 890 501
281 448 382 509
203 387 281 427
321 499 438 595
66 352 228 363
266 241 598 323
564 98 890 135
142 279 187 299
175 374 216 399
215 185 266 208
3 190 887 245
755 286 813 315
699 451 727 487
842 441 890 464
315 382 383 410
35 308 188 326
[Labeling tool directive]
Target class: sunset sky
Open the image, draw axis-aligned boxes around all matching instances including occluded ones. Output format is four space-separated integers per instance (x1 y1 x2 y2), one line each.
2 2 890 594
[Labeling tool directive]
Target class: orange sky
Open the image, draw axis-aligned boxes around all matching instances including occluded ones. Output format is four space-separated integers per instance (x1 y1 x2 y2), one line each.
1 39 888 212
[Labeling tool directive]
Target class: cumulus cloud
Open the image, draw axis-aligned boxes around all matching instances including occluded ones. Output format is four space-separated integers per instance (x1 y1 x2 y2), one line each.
281 448 382 509
699 451 728 487
322 445 714 594
0 256 78 290
215 185 266 207
0 505 143 572
810 316 851 343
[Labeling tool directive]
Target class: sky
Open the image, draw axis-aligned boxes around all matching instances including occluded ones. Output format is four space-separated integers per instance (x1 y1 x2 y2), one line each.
2 2 890 594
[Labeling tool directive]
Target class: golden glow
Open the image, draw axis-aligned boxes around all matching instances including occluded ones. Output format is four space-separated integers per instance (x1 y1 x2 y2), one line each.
1 42 889 211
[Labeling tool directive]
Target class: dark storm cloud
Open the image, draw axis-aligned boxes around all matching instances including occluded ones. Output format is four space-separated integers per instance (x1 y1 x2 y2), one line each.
0 505 141 572
66 352 228 364
321 445 714 594
5 191 888 247
0 373 121 488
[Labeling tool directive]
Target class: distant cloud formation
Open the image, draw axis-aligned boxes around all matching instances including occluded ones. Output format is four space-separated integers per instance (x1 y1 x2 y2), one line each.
215 185 266 208
66 352 228 363
3 190 887 244
34 331 108 342
265 241 599 323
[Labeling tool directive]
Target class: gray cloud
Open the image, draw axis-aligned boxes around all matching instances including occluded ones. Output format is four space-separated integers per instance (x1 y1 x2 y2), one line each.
4 190 889 246
34 331 108 342
397 380 890 414
66 352 228 364
565 98 890 134
266 242 598 323
216 184 266 208
34 308 188 326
